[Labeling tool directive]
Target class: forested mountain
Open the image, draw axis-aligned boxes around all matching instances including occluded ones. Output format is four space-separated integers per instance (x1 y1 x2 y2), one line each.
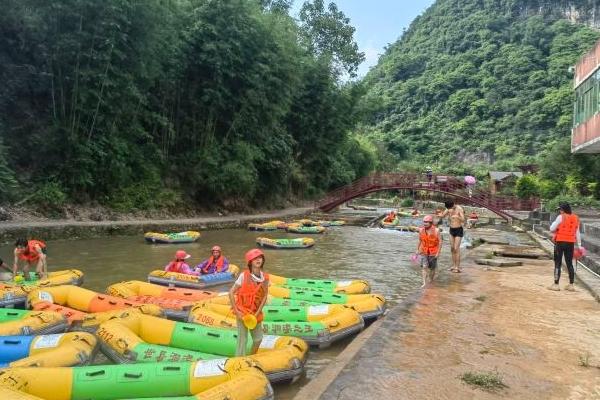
0 0 375 211
360 0 600 184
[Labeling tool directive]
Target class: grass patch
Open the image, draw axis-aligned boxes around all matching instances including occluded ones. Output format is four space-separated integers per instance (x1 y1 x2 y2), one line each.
460 370 508 391
579 353 591 367
483 252 494 259
474 295 487 302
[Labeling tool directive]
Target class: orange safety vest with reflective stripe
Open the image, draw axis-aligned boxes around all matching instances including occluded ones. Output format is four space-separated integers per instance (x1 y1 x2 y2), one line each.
554 214 579 243
419 227 440 256
235 270 269 323
17 240 46 262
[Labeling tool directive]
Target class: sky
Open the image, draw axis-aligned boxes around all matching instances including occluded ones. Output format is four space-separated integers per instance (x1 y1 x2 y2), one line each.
291 0 436 77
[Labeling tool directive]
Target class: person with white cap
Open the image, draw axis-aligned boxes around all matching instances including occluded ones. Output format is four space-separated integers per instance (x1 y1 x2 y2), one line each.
163 249 198 275
196 245 230 274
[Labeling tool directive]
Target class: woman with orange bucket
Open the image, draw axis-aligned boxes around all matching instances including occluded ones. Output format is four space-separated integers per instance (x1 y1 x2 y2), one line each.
229 249 269 356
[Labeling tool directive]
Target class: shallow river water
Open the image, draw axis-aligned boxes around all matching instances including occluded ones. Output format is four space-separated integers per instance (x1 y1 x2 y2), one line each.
0 218 452 399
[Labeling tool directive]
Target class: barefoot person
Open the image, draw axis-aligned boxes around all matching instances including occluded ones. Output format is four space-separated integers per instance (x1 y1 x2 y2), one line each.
416 215 442 287
441 200 464 273
229 248 269 356
13 238 47 280
548 202 581 292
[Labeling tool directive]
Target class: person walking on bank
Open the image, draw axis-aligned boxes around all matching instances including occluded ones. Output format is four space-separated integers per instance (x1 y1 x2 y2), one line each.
416 215 442 287
549 202 581 291
440 200 465 273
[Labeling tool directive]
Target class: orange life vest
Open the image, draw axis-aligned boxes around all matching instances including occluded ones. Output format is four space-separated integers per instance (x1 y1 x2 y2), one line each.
17 240 46 262
469 213 478 219
201 256 225 273
235 270 269 323
166 261 186 273
419 227 440 256
554 214 579 243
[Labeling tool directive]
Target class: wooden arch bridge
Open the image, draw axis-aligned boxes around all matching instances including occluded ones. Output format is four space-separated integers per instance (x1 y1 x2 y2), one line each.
315 173 540 221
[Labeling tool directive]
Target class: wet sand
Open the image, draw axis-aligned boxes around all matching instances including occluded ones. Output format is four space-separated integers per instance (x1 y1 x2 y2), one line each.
315 232 600 400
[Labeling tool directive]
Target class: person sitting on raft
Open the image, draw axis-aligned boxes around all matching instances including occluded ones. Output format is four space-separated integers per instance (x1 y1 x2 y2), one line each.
411 208 420 216
467 211 479 229
164 250 198 275
383 211 397 223
13 238 47 280
196 245 229 275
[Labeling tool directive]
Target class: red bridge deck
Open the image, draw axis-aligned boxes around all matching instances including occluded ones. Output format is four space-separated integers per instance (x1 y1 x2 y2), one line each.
315 173 539 220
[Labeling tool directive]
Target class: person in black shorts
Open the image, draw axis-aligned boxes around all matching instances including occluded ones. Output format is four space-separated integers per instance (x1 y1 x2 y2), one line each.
441 200 465 273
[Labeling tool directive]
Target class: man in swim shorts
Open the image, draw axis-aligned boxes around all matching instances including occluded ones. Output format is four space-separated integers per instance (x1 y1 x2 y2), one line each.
441 200 465 273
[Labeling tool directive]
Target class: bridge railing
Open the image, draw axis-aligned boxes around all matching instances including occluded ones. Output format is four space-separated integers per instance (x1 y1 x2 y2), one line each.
316 172 540 216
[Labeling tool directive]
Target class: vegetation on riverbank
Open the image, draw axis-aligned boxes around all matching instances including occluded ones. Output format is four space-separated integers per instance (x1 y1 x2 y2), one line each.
0 0 376 214
358 0 600 208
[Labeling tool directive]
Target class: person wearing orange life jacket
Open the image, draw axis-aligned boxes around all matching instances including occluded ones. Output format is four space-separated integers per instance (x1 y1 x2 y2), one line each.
229 248 269 356
415 215 442 288
13 238 47 281
467 211 479 229
549 203 581 292
164 250 198 276
195 245 229 275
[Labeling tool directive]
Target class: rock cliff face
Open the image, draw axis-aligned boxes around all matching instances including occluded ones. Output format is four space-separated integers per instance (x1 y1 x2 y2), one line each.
515 1 600 28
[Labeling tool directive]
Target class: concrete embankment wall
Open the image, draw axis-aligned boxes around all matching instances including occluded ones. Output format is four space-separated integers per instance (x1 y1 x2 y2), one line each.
0 209 314 243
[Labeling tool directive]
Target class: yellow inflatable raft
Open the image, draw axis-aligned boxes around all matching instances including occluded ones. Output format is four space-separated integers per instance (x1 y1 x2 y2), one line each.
97 313 307 383
0 359 273 400
0 270 84 308
268 286 386 321
0 332 97 368
106 280 217 320
189 302 363 348
27 286 164 330
0 310 68 336
147 264 240 290
144 230 201 244
269 274 370 294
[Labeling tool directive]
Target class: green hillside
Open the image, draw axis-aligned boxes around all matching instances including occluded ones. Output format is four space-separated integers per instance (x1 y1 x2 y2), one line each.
360 0 600 177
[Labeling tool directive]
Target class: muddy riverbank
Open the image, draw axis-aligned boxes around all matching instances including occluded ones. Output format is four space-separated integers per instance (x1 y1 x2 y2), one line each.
300 227 600 400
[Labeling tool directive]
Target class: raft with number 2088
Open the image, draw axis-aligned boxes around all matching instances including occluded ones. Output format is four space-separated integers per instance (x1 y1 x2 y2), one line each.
96 312 307 383
189 302 363 348
0 358 273 400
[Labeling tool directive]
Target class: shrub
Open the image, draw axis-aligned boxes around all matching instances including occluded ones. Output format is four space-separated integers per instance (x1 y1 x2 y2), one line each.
400 198 415 207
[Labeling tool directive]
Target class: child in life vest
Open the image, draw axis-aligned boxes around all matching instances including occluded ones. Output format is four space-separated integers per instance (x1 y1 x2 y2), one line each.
164 250 198 275
229 248 269 356
196 245 229 274
415 215 442 287
13 238 47 280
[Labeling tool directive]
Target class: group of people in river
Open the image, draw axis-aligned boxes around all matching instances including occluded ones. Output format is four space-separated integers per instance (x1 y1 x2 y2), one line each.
413 200 466 287
164 245 230 275
5 237 270 357
411 199 583 292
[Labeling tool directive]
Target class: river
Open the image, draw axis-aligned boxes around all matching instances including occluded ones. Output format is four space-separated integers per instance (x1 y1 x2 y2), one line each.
0 217 449 399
